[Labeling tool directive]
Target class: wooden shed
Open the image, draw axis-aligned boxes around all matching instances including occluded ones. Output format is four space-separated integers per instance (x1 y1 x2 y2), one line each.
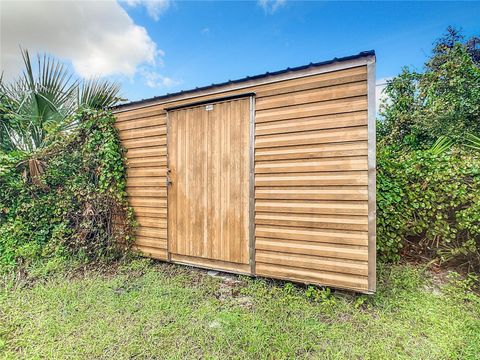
114 51 376 293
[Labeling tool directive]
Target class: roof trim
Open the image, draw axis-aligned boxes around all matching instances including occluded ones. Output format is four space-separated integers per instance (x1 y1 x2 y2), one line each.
114 50 375 113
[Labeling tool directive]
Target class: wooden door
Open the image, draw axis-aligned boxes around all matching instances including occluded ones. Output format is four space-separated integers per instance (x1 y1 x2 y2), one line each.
168 98 251 265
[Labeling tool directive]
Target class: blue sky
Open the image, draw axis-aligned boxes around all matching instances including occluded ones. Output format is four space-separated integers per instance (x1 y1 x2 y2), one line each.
1 1 479 104
118 1 480 102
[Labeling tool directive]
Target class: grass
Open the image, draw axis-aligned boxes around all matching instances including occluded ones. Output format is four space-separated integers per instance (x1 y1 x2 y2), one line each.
1 260 479 359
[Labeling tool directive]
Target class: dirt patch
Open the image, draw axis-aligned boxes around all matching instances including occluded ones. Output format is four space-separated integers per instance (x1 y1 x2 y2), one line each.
208 271 255 309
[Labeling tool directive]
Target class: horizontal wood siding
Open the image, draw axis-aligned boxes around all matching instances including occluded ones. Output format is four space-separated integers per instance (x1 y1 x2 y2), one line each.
115 64 372 292
115 114 168 260
253 65 369 292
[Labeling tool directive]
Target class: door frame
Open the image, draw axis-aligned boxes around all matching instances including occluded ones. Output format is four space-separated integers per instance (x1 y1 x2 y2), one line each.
165 93 256 275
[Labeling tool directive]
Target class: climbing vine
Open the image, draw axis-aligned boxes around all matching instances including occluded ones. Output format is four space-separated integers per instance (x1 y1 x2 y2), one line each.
0 109 135 270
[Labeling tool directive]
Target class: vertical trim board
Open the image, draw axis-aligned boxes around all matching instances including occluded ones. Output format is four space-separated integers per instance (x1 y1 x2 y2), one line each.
367 58 377 293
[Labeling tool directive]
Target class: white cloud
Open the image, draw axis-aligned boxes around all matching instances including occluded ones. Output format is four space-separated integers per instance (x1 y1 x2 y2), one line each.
140 68 180 88
258 0 286 14
124 0 171 21
0 0 161 80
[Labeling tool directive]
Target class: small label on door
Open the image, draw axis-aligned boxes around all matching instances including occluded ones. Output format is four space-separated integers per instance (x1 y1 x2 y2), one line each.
205 104 214 111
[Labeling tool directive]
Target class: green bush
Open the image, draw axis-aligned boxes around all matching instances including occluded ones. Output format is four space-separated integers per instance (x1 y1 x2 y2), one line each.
377 147 480 269
0 109 134 271
378 31 480 149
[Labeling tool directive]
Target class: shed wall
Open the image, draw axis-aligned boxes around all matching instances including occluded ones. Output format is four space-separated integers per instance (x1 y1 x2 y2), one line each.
114 60 374 292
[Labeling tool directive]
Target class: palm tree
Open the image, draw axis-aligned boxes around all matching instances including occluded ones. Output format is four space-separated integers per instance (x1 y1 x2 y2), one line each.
0 49 123 153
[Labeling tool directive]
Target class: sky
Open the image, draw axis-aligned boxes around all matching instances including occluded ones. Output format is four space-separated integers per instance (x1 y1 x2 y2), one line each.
1 0 480 106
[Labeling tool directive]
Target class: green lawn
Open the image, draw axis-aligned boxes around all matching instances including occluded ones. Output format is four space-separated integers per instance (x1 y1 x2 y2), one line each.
1 260 479 359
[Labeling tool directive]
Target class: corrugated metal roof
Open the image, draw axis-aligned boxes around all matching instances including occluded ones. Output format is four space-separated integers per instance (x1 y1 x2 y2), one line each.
114 50 375 109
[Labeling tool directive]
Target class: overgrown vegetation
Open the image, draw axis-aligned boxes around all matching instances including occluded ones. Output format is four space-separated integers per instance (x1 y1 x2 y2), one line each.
1 262 478 359
0 50 133 273
0 109 135 272
377 27 480 270
377 148 480 267
378 27 480 148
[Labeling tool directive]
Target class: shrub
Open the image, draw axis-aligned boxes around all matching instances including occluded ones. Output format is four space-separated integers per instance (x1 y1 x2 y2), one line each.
0 109 135 270
377 147 480 270
379 29 480 149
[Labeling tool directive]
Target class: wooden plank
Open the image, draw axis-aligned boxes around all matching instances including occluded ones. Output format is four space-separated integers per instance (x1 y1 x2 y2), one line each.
255 200 368 215
255 212 368 231
127 156 167 168
256 250 368 276
255 96 367 123
136 227 167 239
134 236 167 249
135 216 167 229
125 146 166 159
255 186 368 201
255 171 368 187
256 81 367 111
255 225 367 246
255 156 368 174
127 187 167 198
207 97 221 260
122 136 166 149
132 206 167 218
129 197 167 208
255 141 368 161
255 126 367 149
255 237 368 261
255 263 368 291
116 107 165 122
127 177 165 187
118 125 166 140
255 66 367 97
127 167 167 178
255 111 367 136
190 105 208 257
133 244 168 260
116 115 166 130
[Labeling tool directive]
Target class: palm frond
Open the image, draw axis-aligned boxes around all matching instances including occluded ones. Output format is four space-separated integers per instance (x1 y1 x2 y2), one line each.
429 136 453 155
79 78 123 110
465 133 480 150
1 49 124 153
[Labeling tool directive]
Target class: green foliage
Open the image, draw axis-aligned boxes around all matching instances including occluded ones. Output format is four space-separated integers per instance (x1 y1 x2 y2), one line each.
377 147 480 269
0 109 134 270
377 27 480 272
304 285 336 306
0 49 123 153
379 29 480 149
466 133 480 151
445 271 479 299
428 135 453 155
